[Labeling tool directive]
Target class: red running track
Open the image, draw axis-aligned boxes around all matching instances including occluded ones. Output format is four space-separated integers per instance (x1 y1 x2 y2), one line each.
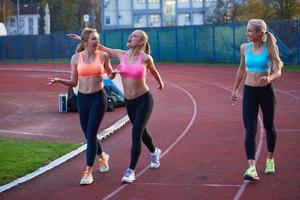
0 63 299 200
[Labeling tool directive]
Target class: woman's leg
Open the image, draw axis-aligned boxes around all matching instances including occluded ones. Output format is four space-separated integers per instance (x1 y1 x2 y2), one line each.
259 84 277 159
85 90 107 167
125 92 154 170
243 85 259 166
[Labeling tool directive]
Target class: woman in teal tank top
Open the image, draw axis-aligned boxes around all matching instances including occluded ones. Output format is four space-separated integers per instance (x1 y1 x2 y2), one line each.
231 19 283 181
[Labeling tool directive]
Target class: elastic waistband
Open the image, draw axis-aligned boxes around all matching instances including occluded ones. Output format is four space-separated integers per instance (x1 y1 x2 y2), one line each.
78 89 105 96
124 91 151 102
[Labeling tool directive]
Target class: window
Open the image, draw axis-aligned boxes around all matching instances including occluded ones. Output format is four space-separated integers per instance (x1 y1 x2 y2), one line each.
10 17 16 27
185 13 191 23
150 15 160 23
193 0 202 2
105 16 111 25
178 0 189 2
29 17 34 35
134 15 143 24
149 0 160 3
137 0 145 3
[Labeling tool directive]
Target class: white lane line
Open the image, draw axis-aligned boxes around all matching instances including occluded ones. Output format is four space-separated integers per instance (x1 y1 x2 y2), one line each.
276 89 300 100
133 182 241 187
0 115 129 194
102 81 198 200
277 129 300 132
204 184 242 188
0 68 70 74
0 129 64 138
165 74 266 200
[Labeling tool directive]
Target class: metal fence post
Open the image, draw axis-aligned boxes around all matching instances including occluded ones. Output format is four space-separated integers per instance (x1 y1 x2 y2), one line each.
212 25 216 63
17 35 20 61
297 19 300 65
156 29 160 61
232 23 236 63
193 26 197 62
175 28 179 62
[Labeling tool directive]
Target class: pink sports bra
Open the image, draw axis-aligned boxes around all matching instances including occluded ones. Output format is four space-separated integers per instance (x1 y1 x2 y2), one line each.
77 51 104 78
117 52 146 79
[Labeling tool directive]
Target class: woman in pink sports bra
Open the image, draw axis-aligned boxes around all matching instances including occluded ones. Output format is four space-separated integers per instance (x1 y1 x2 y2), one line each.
47 28 117 185
68 29 164 183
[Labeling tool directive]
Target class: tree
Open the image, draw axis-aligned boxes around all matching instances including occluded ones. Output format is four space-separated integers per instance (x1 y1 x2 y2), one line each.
41 0 80 32
0 0 15 23
270 0 300 19
38 2 45 34
207 0 245 24
235 0 275 22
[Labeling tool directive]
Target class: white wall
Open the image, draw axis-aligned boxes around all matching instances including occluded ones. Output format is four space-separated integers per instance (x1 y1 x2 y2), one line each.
6 14 39 35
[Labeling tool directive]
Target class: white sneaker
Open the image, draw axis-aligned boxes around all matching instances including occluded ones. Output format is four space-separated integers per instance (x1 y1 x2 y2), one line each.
80 171 93 185
121 168 135 183
150 147 161 168
99 152 110 173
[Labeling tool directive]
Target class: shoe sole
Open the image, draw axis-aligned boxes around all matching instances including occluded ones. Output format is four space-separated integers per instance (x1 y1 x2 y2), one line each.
243 175 259 181
121 178 135 183
264 170 275 174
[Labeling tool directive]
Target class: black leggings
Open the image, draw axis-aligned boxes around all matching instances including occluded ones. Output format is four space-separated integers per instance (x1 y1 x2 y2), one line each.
77 90 107 167
243 84 277 160
125 92 156 170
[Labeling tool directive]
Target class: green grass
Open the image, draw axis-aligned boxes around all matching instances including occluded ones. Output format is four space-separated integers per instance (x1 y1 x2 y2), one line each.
0 138 80 185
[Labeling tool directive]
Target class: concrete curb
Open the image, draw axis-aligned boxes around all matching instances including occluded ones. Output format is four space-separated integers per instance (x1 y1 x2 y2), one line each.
0 115 129 193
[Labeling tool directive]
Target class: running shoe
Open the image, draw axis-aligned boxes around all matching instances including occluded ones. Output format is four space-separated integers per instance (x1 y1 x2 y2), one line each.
99 152 110 173
80 170 93 185
243 166 259 181
265 158 275 174
150 147 161 168
121 168 135 183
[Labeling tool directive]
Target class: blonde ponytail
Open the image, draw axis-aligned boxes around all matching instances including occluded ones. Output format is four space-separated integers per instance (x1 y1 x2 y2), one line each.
266 32 283 70
145 42 151 55
75 42 85 53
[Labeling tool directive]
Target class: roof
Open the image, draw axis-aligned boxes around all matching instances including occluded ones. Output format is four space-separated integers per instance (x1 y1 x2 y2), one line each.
19 3 39 15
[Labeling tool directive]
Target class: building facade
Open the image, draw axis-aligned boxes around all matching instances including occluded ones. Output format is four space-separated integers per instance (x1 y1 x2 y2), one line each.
102 0 205 30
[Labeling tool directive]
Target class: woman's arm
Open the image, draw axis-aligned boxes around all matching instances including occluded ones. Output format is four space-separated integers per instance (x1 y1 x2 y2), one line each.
47 54 78 87
259 45 282 84
146 55 164 91
67 33 125 58
231 44 247 104
97 44 125 59
102 52 117 79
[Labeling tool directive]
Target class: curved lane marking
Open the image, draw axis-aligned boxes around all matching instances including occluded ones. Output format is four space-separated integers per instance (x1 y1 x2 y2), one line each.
102 80 198 200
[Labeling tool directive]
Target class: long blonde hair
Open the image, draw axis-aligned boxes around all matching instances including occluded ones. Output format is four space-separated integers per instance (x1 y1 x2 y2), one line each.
248 19 283 69
75 27 98 53
135 30 151 55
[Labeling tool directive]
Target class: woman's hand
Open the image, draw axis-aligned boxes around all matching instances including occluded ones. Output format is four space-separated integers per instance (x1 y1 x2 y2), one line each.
67 34 81 41
258 76 270 84
231 90 239 105
157 82 164 91
46 77 59 86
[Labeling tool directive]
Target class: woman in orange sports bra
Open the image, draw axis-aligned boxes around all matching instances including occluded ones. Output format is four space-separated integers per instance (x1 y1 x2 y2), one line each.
68 29 164 183
47 28 117 185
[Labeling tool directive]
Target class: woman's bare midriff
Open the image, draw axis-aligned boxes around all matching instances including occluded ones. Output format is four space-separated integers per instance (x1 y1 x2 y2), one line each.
78 76 104 94
245 72 270 87
122 78 149 99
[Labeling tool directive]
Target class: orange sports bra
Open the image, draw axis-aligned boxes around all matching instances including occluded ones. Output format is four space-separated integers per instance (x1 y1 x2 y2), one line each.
77 51 104 78
117 52 146 79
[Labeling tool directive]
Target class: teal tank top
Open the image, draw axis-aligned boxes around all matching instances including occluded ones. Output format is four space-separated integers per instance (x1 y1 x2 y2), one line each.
245 42 270 73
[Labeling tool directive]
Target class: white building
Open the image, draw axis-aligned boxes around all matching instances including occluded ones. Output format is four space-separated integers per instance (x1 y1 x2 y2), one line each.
6 3 50 35
102 0 205 30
